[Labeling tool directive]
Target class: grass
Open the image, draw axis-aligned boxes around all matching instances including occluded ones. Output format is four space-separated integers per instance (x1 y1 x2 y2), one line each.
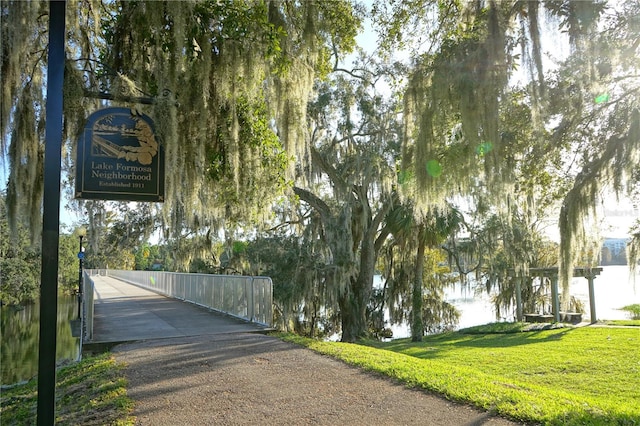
0 353 134 426
456 321 570 334
606 319 640 327
280 325 640 425
2 325 638 425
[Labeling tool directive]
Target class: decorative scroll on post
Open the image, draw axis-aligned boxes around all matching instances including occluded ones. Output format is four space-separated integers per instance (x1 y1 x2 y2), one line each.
75 107 164 202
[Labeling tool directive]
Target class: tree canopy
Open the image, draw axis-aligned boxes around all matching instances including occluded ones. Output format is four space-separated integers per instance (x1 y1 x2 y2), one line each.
377 0 640 294
1 0 363 238
2 0 639 341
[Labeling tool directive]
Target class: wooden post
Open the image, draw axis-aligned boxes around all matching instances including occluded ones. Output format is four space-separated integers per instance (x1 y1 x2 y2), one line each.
586 271 597 324
550 273 560 322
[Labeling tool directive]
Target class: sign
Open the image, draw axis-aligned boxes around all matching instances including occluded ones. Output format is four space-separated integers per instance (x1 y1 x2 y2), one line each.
75 107 164 202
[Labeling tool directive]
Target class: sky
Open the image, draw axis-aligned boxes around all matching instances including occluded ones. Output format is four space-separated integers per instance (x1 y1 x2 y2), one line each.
600 196 638 239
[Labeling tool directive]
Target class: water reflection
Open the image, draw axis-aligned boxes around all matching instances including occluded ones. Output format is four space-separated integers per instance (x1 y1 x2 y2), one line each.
1 295 80 385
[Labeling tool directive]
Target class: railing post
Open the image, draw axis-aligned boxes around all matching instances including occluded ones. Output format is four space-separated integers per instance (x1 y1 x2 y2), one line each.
250 278 255 322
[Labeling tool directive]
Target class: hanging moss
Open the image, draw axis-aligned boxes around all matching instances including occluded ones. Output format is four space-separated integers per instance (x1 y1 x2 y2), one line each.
547 1 640 295
2 0 114 241
628 221 640 279
98 0 360 236
2 1 46 242
3 0 360 242
401 1 514 219
399 1 640 303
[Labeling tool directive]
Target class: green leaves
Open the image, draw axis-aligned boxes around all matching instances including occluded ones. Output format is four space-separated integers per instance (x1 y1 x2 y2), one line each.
0 194 40 304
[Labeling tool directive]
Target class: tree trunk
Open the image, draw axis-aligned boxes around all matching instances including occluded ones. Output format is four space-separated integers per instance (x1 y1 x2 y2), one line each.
411 226 426 342
339 289 365 343
340 211 378 342
292 187 391 343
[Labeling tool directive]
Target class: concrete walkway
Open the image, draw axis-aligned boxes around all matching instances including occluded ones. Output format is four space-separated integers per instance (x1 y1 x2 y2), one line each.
89 275 269 344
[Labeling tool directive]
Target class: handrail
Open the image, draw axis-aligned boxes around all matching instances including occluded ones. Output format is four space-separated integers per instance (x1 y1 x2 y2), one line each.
104 269 273 327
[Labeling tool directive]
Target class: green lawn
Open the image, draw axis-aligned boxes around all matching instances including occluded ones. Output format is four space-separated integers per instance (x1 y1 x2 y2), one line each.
281 325 640 425
0 353 134 426
3 326 637 425
606 319 640 327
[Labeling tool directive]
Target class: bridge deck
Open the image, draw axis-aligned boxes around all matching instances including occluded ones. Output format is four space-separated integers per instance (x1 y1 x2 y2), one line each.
90 275 269 343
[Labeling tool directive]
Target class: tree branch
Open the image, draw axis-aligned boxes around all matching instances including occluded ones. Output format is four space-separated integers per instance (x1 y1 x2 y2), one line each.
310 146 349 193
293 186 331 221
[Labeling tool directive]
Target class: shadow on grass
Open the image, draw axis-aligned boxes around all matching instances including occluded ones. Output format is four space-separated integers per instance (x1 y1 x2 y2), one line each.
455 328 572 348
371 324 578 357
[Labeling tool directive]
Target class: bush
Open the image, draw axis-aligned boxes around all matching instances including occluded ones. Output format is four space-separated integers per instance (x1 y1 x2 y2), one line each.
0 256 40 305
620 304 640 320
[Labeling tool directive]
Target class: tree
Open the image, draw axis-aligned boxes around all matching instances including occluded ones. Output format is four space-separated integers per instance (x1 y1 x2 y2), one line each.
292 185 392 342
77 201 143 270
0 191 40 305
134 243 163 271
380 202 461 341
628 220 640 276
291 58 402 341
374 0 640 305
455 210 561 319
420 248 460 334
2 0 362 248
245 233 340 337
57 231 82 293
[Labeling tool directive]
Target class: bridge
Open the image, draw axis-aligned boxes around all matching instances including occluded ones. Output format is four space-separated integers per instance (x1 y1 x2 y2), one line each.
81 270 273 347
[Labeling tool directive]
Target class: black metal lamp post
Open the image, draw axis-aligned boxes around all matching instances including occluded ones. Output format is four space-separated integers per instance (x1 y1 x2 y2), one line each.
77 227 86 320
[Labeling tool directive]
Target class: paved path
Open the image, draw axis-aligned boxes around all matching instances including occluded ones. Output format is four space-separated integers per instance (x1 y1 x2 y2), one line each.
114 334 521 426
90 275 268 344
93 276 521 425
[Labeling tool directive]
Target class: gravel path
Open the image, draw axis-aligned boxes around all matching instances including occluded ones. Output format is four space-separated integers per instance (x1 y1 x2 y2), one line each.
113 333 521 426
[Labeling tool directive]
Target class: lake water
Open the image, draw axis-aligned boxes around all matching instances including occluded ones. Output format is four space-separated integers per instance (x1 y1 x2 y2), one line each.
1 295 80 386
387 265 640 338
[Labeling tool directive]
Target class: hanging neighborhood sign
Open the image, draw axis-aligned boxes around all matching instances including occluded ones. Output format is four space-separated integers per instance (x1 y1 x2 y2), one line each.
75 107 164 202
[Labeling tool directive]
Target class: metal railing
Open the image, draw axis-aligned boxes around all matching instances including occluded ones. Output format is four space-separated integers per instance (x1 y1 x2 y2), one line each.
105 269 273 327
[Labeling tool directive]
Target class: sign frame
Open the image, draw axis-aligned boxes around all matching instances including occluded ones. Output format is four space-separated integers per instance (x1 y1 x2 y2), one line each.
75 107 164 202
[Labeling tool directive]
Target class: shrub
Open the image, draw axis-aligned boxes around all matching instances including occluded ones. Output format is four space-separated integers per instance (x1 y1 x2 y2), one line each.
620 304 640 320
